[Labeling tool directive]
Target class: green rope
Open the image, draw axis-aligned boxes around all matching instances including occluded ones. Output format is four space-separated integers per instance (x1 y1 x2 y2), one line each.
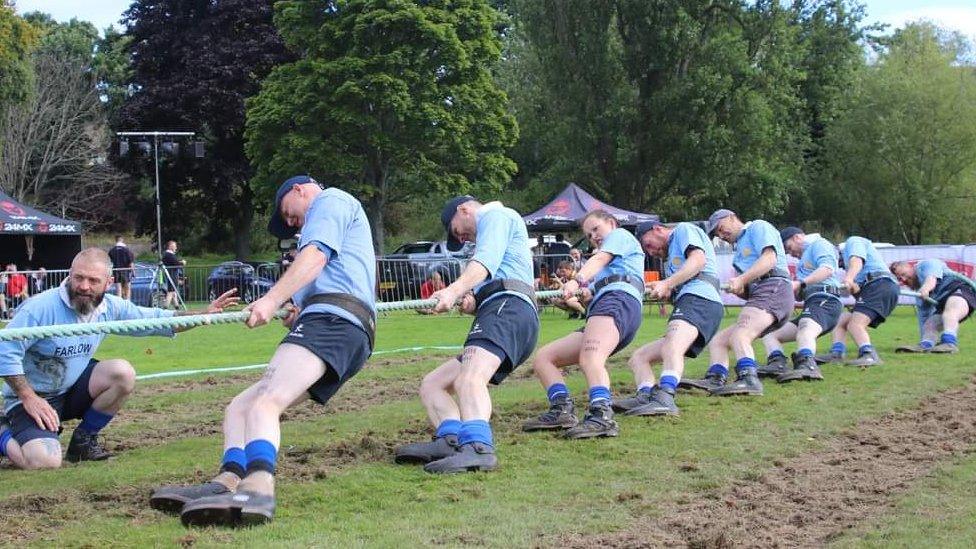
0 290 570 342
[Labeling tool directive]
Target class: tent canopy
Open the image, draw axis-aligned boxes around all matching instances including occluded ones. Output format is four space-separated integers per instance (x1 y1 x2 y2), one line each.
523 183 658 231
0 190 82 269
0 189 81 235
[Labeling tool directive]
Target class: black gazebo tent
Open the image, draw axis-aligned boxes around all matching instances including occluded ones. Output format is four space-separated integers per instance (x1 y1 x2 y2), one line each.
0 190 82 269
523 183 658 231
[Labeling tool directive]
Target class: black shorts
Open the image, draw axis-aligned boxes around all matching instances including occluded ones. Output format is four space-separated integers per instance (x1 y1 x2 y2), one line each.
669 293 725 358
793 295 843 335
113 268 132 283
281 313 371 405
745 277 795 336
936 280 976 322
853 277 899 328
464 295 540 385
7 359 97 446
582 290 643 355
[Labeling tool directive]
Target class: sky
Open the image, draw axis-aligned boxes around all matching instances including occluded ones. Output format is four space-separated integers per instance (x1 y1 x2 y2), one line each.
11 0 976 39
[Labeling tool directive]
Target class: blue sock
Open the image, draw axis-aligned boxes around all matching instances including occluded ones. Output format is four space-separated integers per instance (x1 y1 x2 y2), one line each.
767 350 786 360
830 342 846 355
797 348 813 358
707 364 729 378
436 419 462 438
920 339 934 349
735 357 757 375
637 383 655 395
588 385 611 405
77 408 114 435
859 344 874 355
0 428 11 458
659 375 679 392
220 447 247 477
546 383 569 403
940 332 958 345
458 419 493 448
244 439 278 475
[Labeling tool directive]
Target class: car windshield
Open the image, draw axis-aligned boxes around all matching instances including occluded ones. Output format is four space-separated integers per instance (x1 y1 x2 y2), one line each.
394 243 432 254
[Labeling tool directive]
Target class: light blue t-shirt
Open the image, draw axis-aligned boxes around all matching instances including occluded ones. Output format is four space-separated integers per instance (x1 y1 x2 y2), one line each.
915 259 956 303
293 188 377 329
666 223 721 303
842 236 894 286
470 202 535 308
0 286 175 412
733 220 788 275
592 227 645 304
797 237 840 299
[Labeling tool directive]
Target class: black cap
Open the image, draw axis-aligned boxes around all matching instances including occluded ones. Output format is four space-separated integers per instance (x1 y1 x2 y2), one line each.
634 220 663 241
706 209 735 237
268 175 317 239
441 195 476 251
780 226 804 243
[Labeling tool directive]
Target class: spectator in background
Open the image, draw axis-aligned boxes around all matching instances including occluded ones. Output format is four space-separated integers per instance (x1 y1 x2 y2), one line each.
533 235 547 255
161 241 186 309
547 260 588 319
5 264 28 315
279 243 298 274
569 248 585 271
546 233 572 274
107 236 135 301
29 267 46 296
417 271 447 315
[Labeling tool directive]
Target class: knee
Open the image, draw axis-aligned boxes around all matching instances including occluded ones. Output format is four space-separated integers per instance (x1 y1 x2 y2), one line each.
226 391 253 418
104 359 136 393
420 371 450 401
22 444 62 470
453 370 487 395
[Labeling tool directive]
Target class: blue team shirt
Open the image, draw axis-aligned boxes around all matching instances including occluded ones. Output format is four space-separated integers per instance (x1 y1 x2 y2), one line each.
842 236 894 286
733 220 788 275
797 237 840 298
0 286 175 412
915 259 957 303
293 188 377 328
470 202 535 308
666 223 722 303
592 227 645 304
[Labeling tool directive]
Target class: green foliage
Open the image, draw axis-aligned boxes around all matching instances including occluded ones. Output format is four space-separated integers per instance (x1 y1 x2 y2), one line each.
245 0 518 252
817 23 976 243
22 12 99 60
0 2 36 134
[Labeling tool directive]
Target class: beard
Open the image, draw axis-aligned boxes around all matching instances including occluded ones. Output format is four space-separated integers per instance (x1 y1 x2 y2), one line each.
67 283 105 315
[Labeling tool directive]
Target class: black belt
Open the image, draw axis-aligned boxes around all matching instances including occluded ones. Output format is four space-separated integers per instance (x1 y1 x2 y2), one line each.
802 284 841 300
757 268 791 280
474 278 536 308
303 293 376 351
592 274 645 296
863 271 892 283
676 272 721 294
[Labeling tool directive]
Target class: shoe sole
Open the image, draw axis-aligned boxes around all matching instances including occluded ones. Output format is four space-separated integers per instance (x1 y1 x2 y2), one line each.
424 462 498 474
563 428 620 439
845 362 881 368
181 503 240 528
756 370 787 379
677 383 721 392
393 453 439 465
625 408 679 417
895 348 927 353
929 350 958 354
777 374 824 384
522 422 578 432
150 494 192 514
709 389 763 396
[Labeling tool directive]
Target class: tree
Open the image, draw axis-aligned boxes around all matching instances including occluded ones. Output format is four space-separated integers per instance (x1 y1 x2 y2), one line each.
116 0 294 258
818 23 976 243
0 16 124 225
245 0 518 253
0 3 36 147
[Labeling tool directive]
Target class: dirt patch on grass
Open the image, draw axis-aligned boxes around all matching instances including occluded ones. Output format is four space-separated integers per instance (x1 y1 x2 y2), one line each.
562 376 976 548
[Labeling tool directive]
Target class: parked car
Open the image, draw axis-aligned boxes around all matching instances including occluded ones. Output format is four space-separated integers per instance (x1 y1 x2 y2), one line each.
207 261 275 303
377 241 471 301
121 262 166 307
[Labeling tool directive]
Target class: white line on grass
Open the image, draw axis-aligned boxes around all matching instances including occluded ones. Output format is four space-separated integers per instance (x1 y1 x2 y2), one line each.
135 344 463 381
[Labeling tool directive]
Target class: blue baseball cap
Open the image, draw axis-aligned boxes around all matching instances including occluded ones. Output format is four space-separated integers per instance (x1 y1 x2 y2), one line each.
780 226 804 243
268 175 318 239
441 195 476 251
706 209 735 237
634 220 663 241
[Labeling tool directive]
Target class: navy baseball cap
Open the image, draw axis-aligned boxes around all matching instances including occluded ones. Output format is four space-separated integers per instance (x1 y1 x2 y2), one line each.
634 220 663 241
780 226 804 243
706 209 735 236
268 175 317 239
441 195 476 251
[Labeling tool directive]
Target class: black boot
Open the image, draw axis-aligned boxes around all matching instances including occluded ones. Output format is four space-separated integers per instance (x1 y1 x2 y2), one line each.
65 429 111 462
756 353 789 378
522 396 579 431
394 434 459 464
777 352 824 383
710 368 763 396
564 401 619 439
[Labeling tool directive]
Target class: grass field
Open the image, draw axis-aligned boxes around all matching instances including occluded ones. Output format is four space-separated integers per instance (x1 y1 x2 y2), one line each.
2 306 975 547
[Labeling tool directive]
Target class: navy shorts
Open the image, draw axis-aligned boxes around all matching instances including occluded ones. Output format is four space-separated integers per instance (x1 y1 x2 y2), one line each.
281 313 371 405
853 277 899 328
745 277 795 336
793 295 843 335
669 293 725 358
7 359 97 446
463 295 540 385
936 280 976 322
581 290 643 355
113 268 132 283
